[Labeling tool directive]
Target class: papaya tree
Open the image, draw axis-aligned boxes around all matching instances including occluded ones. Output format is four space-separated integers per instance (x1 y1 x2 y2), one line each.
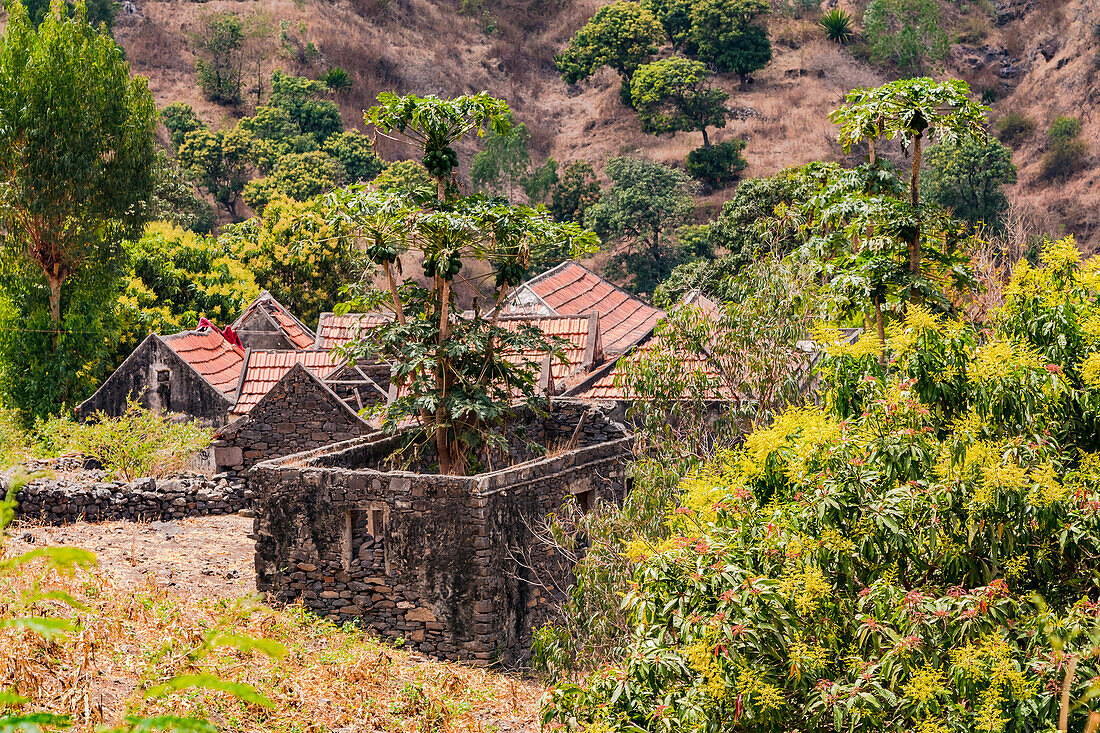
327 94 599 475
829 78 988 278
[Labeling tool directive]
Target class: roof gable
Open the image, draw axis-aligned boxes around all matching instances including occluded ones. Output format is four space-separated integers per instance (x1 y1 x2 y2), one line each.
233 292 316 350
504 261 664 354
314 312 392 350
230 349 342 416
498 313 603 389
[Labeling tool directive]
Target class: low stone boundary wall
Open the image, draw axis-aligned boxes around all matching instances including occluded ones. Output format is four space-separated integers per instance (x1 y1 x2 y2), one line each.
11 474 251 524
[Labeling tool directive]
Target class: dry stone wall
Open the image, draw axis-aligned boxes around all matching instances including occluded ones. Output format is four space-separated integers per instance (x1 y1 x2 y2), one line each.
249 400 631 667
12 472 249 524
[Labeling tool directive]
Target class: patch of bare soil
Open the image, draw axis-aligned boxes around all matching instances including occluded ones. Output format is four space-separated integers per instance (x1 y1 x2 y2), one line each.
10 513 256 599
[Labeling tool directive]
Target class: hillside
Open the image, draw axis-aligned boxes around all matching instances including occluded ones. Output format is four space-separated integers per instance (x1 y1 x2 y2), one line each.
114 0 1100 246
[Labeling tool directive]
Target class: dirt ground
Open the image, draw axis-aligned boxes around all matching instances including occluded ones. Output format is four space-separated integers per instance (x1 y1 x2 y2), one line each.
11 513 257 599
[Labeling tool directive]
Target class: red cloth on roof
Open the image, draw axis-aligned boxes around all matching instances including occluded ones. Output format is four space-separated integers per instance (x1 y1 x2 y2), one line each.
221 325 243 350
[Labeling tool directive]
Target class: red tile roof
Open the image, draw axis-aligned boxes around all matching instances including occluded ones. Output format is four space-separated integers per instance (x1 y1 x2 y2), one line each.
498 315 601 384
503 261 664 354
233 292 316 350
162 328 246 395
570 341 740 401
230 350 341 415
314 313 392 350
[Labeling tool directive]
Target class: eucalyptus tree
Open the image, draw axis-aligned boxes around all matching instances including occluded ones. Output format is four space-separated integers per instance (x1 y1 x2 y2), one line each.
0 0 156 418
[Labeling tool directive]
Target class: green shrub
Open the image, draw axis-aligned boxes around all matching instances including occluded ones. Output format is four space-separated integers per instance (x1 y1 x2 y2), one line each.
544 238 1100 733
68 399 214 480
818 8 854 44
993 110 1035 147
0 405 26 469
1041 116 1089 181
686 140 748 189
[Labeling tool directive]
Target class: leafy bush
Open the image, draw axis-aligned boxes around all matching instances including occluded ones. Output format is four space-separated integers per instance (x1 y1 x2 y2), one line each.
545 239 1100 733
862 0 949 73
994 111 1035 147
922 135 1017 232
0 405 25 469
70 399 213 480
686 140 748 189
818 8 854 44
1041 116 1089 181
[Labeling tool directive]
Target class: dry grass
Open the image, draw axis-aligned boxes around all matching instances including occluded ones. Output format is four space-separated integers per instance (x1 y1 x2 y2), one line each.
0 542 546 733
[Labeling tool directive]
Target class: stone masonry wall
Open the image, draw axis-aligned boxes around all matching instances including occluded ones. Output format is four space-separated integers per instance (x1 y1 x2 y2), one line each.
213 364 374 478
249 401 630 666
13 473 249 524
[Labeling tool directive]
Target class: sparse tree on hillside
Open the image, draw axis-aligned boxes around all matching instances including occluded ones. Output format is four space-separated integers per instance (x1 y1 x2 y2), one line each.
269 71 343 142
550 161 602 224
863 0 949 74
556 1 663 85
26 0 116 30
161 102 205 151
585 156 698 295
471 117 533 199
0 1 156 419
923 135 1017 232
830 78 988 277
177 127 253 219
192 12 245 105
630 56 729 148
689 0 772 88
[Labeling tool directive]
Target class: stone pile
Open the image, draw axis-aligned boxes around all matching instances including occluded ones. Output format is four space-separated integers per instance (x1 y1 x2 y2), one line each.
12 470 250 524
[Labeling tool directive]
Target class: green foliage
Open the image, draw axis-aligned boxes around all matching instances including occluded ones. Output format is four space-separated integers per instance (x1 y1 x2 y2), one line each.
994 111 1035 147
160 103 205 151
586 156 697 295
471 117 533 198
62 398 213 480
641 0 694 47
862 0 950 74
1041 116 1089 182
322 130 384 183
148 150 217 235
118 221 259 358
372 160 436 200
550 161 602 225
177 126 253 219
631 57 729 147
367 91 512 187
689 0 772 85
25 0 116 31
923 136 1017 232
543 252 1100 729
320 66 352 94
0 406 26 470
685 139 747 188
269 71 343 143
522 158 560 205
192 12 244 105
0 1 156 423
221 195 367 327
555 1 663 83
818 7 854 44
242 150 347 211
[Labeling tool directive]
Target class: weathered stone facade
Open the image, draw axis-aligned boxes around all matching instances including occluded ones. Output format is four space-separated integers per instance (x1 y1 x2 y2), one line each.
213 364 375 477
77 333 233 425
13 473 249 524
249 400 631 666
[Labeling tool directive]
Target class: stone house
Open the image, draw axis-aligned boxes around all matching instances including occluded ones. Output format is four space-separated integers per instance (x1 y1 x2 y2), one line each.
249 399 631 666
233 291 317 350
213 363 374 477
77 327 245 425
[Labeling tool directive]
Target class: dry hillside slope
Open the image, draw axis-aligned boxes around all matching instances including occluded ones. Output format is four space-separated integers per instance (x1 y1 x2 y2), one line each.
114 0 1100 246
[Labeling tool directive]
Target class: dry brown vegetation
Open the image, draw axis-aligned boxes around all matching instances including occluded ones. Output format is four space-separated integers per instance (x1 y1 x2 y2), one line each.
0 515 546 732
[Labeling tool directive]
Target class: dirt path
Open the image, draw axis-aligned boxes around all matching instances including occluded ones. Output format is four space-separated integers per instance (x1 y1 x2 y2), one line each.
10 513 256 599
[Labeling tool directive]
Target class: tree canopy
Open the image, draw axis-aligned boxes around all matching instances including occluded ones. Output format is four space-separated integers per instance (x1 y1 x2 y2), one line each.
631 56 729 148
556 1 663 83
689 0 772 86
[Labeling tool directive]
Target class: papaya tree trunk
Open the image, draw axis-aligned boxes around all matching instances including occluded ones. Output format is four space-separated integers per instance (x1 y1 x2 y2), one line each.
908 131 923 277
875 295 886 365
